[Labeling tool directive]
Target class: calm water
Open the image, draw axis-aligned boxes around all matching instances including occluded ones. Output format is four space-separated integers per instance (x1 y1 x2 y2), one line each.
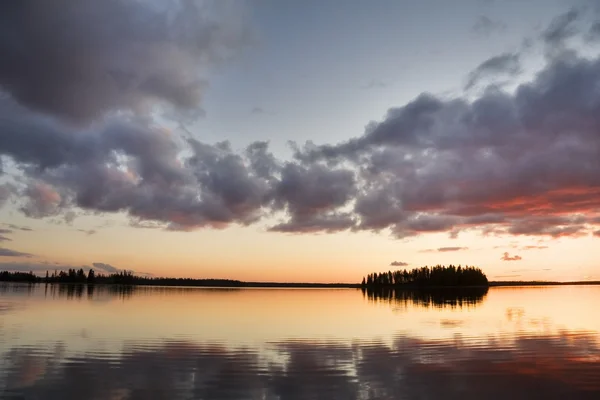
1 284 600 399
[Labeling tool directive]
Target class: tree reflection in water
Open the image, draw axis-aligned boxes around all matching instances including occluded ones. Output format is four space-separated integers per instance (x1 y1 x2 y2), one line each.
361 286 489 310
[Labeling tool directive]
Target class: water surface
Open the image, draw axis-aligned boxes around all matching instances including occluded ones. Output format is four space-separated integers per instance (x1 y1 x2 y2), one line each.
1 284 599 399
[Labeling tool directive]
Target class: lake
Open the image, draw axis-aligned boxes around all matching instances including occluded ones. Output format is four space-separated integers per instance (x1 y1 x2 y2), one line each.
1 284 599 399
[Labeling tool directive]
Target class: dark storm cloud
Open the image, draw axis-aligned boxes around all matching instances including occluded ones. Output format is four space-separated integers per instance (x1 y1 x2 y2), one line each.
390 261 409 267
0 0 249 125
501 252 522 261
465 52 521 90
0 248 33 258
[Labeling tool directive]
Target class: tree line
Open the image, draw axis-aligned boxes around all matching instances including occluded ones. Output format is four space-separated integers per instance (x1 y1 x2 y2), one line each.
361 265 488 287
0 269 244 286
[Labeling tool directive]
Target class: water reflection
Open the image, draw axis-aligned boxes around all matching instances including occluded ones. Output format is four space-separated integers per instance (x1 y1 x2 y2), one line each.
361 286 489 309
2 331 599 399
0 283 242 301
2 285 600 398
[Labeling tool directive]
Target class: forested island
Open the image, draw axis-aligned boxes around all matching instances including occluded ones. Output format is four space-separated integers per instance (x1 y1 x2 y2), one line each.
361 265 489 288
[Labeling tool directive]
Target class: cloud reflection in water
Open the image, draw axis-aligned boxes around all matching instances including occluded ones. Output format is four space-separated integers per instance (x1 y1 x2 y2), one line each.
2 330 599 399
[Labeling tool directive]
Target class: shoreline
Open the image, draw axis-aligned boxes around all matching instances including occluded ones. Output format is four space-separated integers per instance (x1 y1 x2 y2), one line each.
2 281 600 289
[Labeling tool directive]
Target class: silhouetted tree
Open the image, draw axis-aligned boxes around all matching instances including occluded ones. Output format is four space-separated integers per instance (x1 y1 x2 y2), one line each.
87 269 96 284
361 265 488 288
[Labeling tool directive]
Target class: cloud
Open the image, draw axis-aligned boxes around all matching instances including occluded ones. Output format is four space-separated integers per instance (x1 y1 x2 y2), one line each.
521 245 548 250
250 106 265 114
542 8 580 50
465 52 521 90
594 230 600 237
0 248 33 258
292 29 600 238
2 224 33 232
77 229 97 236
472 16 507 37
91 262 121 274
501 252 522 261
363 79 389 89
268 163 357 233
20 182 63 218
0 183 16 208
437 246 468 252
1 5 600 241
390 261 409 267
0 0 250 125
63 211 77 225
420 247 468 253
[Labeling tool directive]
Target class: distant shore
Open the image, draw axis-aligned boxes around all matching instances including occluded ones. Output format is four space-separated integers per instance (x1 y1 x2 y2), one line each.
2 280 600 288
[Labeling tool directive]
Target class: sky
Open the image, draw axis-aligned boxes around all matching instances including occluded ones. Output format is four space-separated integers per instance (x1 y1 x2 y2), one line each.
1 0 600 282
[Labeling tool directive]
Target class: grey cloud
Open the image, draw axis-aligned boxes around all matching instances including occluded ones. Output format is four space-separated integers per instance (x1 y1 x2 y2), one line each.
292 37 600 238
270 163 357 232
77 229 97 236
589 22 600 40
390 261 409 267
0 183 16 207
0 0 249 125
542 8 580 49
20 181 63 218
0 248 33 258
437 246 468 252
3 224 33 232
501 252 522 261
64 211 77 225
92 262 121 274
2 6 600 239
472 16 507 37
363 79 389 89
0 235 11 242
465 53 521 90
269 212 355 234
250 106 265 114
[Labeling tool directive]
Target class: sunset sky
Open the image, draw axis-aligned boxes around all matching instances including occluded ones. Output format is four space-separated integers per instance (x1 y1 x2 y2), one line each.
1 0 600 282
